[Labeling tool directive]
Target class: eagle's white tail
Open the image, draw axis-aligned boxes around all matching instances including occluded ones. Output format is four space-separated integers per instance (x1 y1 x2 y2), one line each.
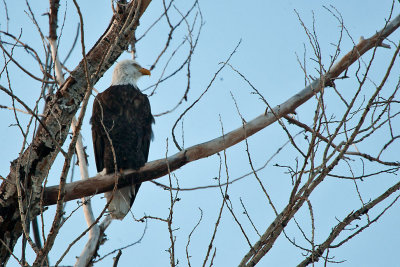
105 186 135 220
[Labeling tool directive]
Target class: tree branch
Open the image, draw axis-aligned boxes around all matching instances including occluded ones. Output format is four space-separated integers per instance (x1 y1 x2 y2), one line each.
43 13 400 206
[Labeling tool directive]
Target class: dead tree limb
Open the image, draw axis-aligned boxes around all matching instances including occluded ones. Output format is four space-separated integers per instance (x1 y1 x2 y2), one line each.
43 13 400 207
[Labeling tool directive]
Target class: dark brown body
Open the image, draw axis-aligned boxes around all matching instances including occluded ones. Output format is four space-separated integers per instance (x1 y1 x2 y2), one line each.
91 84 153 206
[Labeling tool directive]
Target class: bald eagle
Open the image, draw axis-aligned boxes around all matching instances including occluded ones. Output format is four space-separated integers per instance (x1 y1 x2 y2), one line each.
90 59 153 220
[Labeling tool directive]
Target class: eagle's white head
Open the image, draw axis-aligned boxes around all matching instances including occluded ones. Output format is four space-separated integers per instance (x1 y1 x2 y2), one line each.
111 59 151 86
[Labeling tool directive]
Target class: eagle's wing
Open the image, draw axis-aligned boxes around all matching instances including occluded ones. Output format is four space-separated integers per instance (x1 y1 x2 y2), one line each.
141 95 154 162
91 95 105 173
128 91 153 206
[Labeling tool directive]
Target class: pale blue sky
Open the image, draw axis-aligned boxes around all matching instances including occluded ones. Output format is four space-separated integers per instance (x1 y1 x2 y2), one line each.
1 0 400 266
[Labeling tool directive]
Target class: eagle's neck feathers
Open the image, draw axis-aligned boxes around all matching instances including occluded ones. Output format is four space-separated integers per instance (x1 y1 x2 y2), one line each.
111 72 139 87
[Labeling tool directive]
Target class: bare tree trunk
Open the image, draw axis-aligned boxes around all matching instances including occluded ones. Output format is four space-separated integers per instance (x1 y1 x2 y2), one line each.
0 1 152 263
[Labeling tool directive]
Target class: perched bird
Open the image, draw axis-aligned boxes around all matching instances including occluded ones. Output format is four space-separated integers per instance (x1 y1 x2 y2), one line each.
90 59 153 220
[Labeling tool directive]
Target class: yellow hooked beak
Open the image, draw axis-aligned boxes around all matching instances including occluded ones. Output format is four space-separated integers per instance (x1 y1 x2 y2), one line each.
139 68 151 76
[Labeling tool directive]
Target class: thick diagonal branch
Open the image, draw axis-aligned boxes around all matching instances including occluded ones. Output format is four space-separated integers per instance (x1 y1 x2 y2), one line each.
43 13 400 207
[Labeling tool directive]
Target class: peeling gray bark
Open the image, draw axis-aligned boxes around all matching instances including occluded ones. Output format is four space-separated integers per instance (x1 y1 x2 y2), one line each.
0 1 152 264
